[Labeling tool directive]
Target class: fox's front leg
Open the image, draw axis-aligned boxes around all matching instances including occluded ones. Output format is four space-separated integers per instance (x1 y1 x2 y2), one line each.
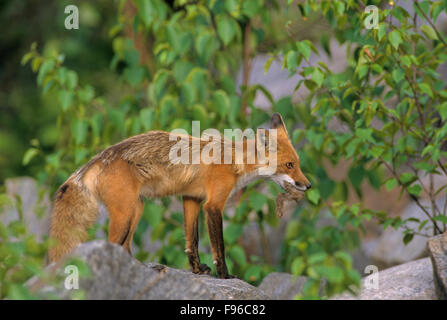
203 203 233 278
203 178 236 279
183 196 210 275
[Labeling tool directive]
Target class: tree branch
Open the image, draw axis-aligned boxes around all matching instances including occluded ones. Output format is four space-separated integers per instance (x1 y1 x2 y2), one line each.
414 1 447 46
241 20 252 116
379 155 443 234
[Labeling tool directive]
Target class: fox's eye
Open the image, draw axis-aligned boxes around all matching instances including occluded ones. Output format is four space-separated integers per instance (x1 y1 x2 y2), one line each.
286 162 294 169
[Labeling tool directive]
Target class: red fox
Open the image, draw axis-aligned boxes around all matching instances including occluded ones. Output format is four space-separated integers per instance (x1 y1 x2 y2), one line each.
48 113 311 278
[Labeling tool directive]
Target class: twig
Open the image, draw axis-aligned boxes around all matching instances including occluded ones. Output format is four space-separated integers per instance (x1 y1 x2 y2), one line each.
241 20 252 116
378 155 443 234
414 1 447 46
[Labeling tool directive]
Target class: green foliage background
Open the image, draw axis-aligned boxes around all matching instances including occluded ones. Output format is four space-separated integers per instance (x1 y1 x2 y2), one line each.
1 0 447 299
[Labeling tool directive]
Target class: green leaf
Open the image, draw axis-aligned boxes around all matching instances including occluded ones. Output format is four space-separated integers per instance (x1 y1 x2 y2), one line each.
58 90 75 111
348 166 365 190
357 65 368 79
311 68 324 88
242 0 259 18
249 192 268 212
212 90 230 118
21 52 34 66
388 30 403 50
152 69 170 102
225 224 243 244
72 119 89 145
307 189 320 205
216 15 237 46
433 215 447 224
297 41 311 61
420 24 438 40
286 51 298 72
291 257 305 275
418 83 433 98
22 148 39 166
140 108 154 131
196 32 218 63
192 104 208 124
308 252 328 265
108 109 125 134
400 55 411 67
378 23 387 41
400 172 416 184
403 232 414 245
439 102 447 122
229 245 247 266
392 69 404 83
37 59 55 85
244 265 262 282
421 144 433 157
138 0 157 28
264 56 274 74
407 184 422 196
74 147 88 165
144 202 164 228
66 70 78 90
159 96 176 127
78 85 95 103
371 64 383 74
124 48 140 67
314 265 344 284
370 146 384 158
385 178 397 191
124 66 144 86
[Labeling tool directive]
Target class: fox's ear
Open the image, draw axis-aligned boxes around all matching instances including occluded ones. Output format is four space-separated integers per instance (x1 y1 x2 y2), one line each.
257 128 269 147
270 113 288 136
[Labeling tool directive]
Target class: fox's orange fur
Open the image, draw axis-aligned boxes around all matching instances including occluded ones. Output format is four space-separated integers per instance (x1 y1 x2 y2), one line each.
48 113 310 278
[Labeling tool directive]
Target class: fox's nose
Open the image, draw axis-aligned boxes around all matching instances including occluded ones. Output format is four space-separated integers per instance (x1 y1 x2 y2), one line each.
296 181 312 190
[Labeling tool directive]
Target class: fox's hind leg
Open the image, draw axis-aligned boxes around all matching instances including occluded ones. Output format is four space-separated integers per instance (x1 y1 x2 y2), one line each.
104 195 140 254
183 196 210 274
122 198 144 254
98 159 142 255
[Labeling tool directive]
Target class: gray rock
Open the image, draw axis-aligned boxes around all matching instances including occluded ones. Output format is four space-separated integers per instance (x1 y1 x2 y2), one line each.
258 272 307 300
428 232 447 300
333 258 437 300
27 240 271 300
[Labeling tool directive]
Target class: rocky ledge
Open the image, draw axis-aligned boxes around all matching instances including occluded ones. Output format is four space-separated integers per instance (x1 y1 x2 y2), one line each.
27 236 447 300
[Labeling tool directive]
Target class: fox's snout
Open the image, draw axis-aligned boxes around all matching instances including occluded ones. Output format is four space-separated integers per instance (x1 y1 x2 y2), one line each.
293 170 311 191
295 180 312 190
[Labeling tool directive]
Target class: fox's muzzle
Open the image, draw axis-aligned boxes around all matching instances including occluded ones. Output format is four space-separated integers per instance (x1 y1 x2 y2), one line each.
294 181 311 191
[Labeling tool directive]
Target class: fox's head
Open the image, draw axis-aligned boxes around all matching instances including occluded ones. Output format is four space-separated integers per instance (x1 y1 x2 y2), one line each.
261 113 311 192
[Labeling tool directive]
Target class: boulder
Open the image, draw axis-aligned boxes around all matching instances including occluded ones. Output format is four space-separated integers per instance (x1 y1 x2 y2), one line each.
27 240 271 300
428 232 447 300
333 258 437 300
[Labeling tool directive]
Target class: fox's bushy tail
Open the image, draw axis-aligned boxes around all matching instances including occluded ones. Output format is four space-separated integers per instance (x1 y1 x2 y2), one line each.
48 178 99 263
